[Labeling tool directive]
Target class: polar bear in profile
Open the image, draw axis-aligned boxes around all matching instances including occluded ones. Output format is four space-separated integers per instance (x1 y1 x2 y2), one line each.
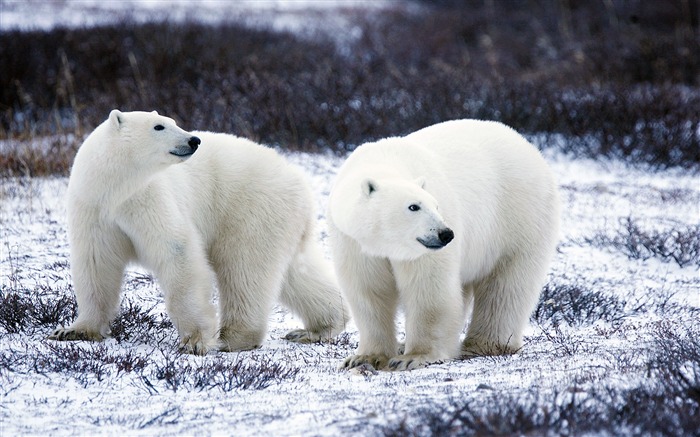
329 119 559 370
50 110 347 354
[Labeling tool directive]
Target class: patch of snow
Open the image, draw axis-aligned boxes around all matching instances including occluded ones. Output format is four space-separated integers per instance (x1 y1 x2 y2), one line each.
0 0 400 33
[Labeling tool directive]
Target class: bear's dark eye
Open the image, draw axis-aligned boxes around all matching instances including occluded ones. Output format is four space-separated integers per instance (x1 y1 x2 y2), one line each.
408 204 421 212
154 125 165 131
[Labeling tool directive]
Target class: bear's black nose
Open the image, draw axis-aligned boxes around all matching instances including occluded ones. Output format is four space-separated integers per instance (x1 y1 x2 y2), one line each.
438 228 454 245
188 136 201 147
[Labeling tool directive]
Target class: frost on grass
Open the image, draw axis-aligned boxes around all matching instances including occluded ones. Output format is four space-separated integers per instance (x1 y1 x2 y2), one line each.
148 352 301 392
0 289 76 335
585 216 700 268
533 281 628 328
383 322 700 436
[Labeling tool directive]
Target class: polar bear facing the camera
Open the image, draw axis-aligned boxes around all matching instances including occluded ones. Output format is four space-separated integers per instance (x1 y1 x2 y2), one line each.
329 119 559 370
50 110 347 354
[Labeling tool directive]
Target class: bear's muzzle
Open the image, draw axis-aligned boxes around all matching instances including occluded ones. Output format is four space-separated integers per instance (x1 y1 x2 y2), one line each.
417 228 454 249
170 136 200 157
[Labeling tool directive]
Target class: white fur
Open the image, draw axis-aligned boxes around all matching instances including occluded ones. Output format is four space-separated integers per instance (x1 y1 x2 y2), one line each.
50 110 347 354
329 119 560 370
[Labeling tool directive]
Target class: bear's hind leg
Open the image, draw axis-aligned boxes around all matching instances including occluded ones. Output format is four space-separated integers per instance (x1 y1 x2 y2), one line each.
463 255 545 357
215 257 285 352
117 193 219 355
280 236 349 344
142 237 218 355
158 258 219 355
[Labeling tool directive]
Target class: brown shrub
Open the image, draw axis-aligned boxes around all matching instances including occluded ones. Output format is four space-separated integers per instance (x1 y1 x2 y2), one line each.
1 1 698 175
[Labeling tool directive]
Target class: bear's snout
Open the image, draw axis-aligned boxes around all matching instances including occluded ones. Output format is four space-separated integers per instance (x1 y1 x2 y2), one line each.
438 228 454 245
170 137 199 158
417 227 454 250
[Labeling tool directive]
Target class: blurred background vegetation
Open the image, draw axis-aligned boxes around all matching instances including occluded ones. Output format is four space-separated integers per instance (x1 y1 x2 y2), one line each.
1 0 698 175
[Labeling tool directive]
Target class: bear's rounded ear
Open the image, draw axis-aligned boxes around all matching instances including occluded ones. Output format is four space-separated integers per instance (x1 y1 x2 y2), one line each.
362 179 377 197
151 110 159 115
109 110 123 129
414 176 427 189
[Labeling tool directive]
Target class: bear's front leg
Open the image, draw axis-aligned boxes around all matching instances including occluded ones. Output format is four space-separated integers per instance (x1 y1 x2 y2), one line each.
333 232 400 370
117 200 219 355
389 256 463 371
463 254 542 357
49 228 129 343
212 241 292 352
157 248 219 355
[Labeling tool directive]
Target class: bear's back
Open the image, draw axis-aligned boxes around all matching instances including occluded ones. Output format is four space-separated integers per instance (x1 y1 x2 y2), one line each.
164 131 313 246
407 119 559 282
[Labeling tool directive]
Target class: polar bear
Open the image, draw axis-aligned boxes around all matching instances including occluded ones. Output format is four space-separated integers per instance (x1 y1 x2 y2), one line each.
329 119 559 371
50 110 347 354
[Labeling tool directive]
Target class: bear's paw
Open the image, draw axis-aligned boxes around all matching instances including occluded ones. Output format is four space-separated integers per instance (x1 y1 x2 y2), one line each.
284 328 338 344
461 339 520 358
387 353 440 371
218 328 263 352
178 332 217 356
342 353 390 371
48 327 105 342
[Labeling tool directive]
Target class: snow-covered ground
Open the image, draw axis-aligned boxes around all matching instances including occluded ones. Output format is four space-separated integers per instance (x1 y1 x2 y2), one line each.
1 148 698 435
0 0 392 29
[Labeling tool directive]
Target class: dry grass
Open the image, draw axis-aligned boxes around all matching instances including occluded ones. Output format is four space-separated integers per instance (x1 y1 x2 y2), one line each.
585 217 700 268
1 0 698 176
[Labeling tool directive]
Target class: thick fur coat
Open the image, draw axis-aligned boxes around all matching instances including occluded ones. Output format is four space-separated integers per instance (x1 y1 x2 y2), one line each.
329 119 559 370
51 110 347 354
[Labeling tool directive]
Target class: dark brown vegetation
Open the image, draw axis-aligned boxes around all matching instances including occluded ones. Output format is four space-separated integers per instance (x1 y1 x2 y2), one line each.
0 290 301 392
586 217 700 268
1 0 698 176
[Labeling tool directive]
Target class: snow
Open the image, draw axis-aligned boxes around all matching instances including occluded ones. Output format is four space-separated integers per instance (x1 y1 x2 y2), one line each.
0 0 399 36
1 0 410 59
1 149 698 435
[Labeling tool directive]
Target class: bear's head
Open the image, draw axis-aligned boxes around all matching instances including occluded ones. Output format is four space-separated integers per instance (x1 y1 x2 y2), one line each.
107 109 201 169
332 177 454 261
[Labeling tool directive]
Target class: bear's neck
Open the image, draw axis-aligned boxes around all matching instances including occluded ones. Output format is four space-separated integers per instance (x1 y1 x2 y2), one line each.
69 151 157 210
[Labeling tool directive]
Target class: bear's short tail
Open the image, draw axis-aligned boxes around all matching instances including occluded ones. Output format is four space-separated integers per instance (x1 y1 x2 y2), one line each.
279 230 349 343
